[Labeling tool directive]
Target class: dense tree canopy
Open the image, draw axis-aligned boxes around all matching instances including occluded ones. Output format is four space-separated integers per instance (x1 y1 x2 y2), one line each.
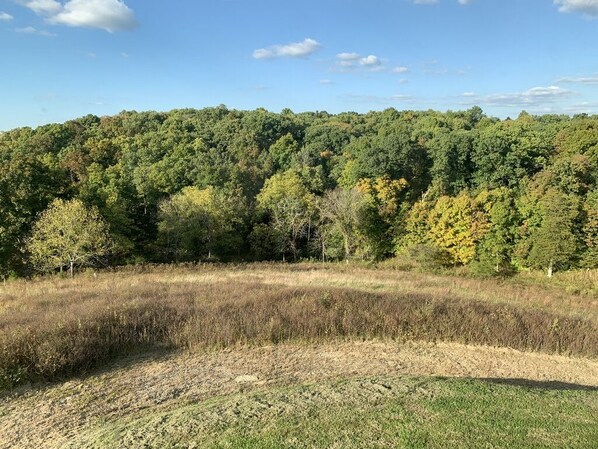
1 106 597 276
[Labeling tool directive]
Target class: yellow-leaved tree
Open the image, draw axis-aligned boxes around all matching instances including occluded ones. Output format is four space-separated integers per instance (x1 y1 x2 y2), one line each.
27 198 113 277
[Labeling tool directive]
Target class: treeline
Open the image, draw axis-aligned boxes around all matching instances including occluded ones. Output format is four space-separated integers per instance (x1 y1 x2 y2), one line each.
1 106 597 277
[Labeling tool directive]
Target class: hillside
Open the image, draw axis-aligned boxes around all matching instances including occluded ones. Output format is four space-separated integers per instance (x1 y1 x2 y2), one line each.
1 264 597 448
2 107 598 279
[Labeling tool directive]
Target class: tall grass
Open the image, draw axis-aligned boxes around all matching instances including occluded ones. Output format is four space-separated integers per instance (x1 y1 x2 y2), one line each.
1 265 597 390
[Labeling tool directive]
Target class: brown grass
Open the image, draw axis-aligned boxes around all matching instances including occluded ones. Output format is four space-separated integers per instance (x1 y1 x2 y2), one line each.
1 263 597 390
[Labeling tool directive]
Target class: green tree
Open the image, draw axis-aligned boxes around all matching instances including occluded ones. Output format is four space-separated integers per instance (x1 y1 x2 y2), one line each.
471 189 518 276
257 171 317 260
581 190 598 268
27 199 113 277
319 188 369 261
524 189 580 277
157 186 243 262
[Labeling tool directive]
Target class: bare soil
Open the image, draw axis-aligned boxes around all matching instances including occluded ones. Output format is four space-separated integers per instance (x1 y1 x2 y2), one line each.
1 340 597 449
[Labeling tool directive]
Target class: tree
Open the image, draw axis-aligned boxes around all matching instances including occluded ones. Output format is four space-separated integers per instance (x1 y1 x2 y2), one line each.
27 199 113 277
426 191 489 265
525 189 580 277
581 190 598 268
257 171 317 260
319 188 369 261
471 188 518 276
157 186 243 262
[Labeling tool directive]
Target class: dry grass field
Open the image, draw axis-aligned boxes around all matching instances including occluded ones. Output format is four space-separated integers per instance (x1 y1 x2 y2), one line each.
1 263 597 389
1 263 597 448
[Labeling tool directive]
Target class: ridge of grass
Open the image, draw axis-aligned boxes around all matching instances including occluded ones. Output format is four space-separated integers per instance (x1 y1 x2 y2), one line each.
1 264 597 390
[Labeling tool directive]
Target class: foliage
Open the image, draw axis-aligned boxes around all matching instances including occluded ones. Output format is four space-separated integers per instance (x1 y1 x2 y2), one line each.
26 199 113 276
157 186 244 262
426 192 489 265
318 188 370 261
257 171 317 260
524 189 580 276
0 107 597 274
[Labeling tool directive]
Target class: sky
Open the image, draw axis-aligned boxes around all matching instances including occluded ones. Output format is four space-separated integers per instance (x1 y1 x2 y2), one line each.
1 0 598 130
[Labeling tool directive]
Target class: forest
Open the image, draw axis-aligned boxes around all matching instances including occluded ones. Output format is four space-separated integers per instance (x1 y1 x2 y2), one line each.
1 105 597 278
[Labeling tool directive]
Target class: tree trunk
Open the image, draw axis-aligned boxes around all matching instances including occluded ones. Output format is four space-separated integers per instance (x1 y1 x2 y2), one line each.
547 260 553 278
343 234 350 264
69 261 74 278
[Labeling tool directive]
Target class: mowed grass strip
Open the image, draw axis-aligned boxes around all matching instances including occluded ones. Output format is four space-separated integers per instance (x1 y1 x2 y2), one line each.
67 376 598 449
1 265 597 390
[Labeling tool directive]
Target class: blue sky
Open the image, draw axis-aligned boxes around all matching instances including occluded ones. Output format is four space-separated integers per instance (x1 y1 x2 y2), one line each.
1 0 598 130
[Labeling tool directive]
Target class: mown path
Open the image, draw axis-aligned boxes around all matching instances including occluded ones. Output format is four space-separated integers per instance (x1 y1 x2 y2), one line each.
1 340 597 449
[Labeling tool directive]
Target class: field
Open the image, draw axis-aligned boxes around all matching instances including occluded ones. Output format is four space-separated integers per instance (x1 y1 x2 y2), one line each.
1 264 597 448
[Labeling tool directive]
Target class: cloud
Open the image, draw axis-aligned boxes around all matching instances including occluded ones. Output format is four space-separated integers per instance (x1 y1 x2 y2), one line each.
563 101 598 113
460 86 574 107
359 55 381 67
0 12 14 21
16 25 56 36
320 79 335 85
391 94 416 102
555 0 598 17
335 52 387 72
392 66 409 74
253 38 321 59
458 0 475 4
557 74 598 84
17 0 137 32
18 0 62 15
342 93 418 107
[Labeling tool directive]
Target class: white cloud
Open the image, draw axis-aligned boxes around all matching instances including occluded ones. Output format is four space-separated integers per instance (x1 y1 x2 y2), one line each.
335 52 387 71
343 93 417 105
319 79 334 85
555 0 598 17
18 0 62 16
563 101 598 113
391 94 416 102
0 12 14 21
336 52 360 61
557 74 598 84
359 55 381 67
460 86 574 107
17 0 137 32
392 66 409 74
49 0 136 32
16 25 56 36
253 38 321 59
458 0 475 4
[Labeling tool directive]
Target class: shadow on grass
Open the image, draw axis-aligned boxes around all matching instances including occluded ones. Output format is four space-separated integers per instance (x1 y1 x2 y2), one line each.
479 377 598 392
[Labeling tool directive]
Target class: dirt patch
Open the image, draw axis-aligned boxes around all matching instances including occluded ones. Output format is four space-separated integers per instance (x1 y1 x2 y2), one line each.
1 340 597 449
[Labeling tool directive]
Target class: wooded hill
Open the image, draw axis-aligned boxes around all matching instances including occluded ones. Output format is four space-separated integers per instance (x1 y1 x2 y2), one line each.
1 106 597 277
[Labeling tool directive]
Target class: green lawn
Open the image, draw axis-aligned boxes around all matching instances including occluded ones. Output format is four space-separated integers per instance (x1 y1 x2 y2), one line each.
70 376 598 449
